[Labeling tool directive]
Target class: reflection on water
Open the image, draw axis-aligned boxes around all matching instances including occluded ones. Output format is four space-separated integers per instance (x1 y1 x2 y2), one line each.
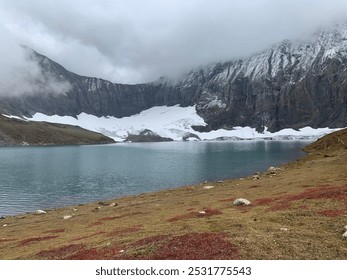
0 140 310 216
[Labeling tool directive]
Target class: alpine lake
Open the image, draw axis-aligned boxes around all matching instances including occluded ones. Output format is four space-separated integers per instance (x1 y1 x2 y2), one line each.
0 140 311 216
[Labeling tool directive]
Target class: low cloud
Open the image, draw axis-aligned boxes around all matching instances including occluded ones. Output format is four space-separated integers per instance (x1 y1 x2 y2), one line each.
0 26 71 97
1 0 347 85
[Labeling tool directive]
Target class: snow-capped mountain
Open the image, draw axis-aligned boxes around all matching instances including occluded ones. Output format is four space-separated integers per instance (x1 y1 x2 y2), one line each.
0 23 346 138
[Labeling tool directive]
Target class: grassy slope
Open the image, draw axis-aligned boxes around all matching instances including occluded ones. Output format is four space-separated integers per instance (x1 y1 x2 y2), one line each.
0 129 346 260
0 115 114 145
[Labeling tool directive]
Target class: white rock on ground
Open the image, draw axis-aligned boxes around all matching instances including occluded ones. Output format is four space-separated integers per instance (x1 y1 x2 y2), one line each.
233 198 251 206
203 186 214 189
344 225 347 231
63 215 72 220
35 210 47 215
342 231 347 240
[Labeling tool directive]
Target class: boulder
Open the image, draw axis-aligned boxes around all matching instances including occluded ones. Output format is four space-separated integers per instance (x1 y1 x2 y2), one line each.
63 215 72 220
342 231 347 240
233 198 251 206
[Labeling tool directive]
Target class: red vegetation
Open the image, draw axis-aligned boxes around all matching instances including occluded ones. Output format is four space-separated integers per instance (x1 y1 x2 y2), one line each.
63 246 127 260
317 209 346 217
167 208 223 222
37 243 127 260
99 216 121 221
43 228 65 234
186 208 195 211
37 244 85 259
106 225 143 237
17 235 58 247
253 197 274 206
150 232 238 260
252 185 347 213
89 221 103 227
131 235 170 248
249 185 260 189
72 231 105 242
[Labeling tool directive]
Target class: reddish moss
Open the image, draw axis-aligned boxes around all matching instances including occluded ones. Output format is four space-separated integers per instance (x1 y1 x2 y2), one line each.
253 197 274 206
37 244 85 259
99 216 121 221
106 225 143 237
72 231 105 242
17 236 58 247
186 208 195 211
63 246 127 260
253 185 347 212
89 221 103 227
317 209 346 217
249 185 260 189
150 232 238 260
131 235 170 248
43 228 65 234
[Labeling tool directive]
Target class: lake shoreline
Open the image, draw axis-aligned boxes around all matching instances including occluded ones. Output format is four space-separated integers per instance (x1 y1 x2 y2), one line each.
1 128 346 259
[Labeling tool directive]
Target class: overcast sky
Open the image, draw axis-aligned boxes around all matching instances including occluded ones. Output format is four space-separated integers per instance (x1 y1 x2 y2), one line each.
1 0 347 87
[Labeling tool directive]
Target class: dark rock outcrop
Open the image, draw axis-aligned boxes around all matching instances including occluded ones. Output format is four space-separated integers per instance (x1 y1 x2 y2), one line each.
125 129 173 142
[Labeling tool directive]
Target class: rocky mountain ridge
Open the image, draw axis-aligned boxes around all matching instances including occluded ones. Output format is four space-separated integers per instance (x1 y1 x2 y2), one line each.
1 24 347 132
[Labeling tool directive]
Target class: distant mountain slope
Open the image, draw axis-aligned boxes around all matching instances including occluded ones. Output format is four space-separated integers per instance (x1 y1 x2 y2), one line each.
0 115 114 146
0 24 347 132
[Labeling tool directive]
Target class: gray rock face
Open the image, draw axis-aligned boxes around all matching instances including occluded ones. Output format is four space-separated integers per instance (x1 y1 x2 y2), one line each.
126 129 173 142
1 24 347 131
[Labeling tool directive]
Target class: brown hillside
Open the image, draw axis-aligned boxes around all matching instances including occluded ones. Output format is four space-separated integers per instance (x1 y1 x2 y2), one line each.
0 115 114 146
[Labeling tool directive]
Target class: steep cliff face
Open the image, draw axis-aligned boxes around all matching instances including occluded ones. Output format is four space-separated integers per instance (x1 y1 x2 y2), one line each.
1 24 347 132
178 25 347 131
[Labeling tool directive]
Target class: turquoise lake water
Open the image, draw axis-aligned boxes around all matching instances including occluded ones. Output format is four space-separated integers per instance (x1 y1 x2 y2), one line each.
0 140 310 216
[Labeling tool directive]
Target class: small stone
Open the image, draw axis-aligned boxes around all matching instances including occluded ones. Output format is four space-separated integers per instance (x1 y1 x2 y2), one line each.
71 208 78 212
203 185 214 189
198 211 206 215
119 250 125 253
35 210 47 215
98 201 109 206
3 224 8 227
252 174 260 180
233 198 251 206
342 232 347 240
344 225 347 231
63 215 72 220
0 216 5 220
280 228 288 231
109 202 118 207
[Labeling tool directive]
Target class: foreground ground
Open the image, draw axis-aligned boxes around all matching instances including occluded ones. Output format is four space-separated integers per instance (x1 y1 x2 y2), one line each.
0 129 346 259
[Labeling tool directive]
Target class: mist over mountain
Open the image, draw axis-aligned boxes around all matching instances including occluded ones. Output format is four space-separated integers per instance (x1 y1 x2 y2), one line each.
0 23 347 133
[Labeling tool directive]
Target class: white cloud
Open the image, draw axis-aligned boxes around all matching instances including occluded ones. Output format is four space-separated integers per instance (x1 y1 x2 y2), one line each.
0 24 70 96
1 0 347 85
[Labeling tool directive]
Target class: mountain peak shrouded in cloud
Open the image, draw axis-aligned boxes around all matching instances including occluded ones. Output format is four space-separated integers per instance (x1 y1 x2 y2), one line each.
0 22 71 97
1 0 347 85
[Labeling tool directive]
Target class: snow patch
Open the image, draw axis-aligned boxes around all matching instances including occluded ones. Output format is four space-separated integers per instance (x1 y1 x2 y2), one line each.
4 106 341 142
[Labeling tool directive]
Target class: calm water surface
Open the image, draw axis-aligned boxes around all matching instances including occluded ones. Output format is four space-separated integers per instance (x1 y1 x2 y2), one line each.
0 141 310 216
